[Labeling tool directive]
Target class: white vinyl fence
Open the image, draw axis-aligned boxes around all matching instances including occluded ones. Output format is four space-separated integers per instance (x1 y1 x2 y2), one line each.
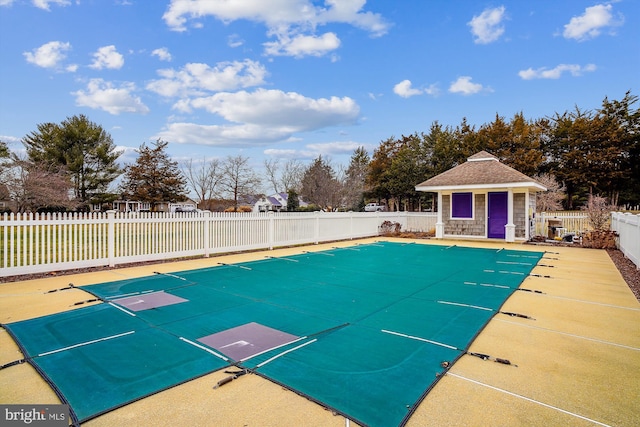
611 212 640 269
0 211 436 278
534 211 590 237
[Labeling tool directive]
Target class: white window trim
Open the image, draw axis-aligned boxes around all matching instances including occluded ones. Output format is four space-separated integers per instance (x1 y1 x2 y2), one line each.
450 192 474 220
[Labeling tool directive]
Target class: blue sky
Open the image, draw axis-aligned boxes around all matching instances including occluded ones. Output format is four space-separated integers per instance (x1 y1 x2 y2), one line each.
1 0 638 185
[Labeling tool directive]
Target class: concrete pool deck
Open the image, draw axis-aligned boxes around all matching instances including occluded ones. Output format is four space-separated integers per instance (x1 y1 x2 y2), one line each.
1 238 639 426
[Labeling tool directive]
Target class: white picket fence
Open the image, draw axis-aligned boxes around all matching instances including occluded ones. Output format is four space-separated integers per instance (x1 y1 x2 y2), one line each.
0 211 437 278
534 211 591 237
611 212 640 269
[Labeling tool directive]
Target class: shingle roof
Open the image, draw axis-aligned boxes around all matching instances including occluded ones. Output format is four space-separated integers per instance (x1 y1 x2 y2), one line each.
415 151 546 191
266 196 281 206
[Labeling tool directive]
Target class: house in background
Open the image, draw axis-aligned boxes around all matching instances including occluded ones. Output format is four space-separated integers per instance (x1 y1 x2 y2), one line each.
251 193 309 212
108 198 198 213
415 151 546 242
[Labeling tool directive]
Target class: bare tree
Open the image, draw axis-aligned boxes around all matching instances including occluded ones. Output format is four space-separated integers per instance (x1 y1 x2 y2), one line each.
582 194 615 231
280 159 304 192
183 157 223 207
220 155 262 210
535 173 565 211
264 158 280 194
5 154 76 212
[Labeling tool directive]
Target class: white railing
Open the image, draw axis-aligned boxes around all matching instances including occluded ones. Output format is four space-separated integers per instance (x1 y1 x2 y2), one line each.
0 211 437 277
611 212 640 269
534 211 590 237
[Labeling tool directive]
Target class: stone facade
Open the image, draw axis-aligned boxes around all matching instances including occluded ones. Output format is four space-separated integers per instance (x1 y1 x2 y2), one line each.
442 192 532 239
514 193 526 238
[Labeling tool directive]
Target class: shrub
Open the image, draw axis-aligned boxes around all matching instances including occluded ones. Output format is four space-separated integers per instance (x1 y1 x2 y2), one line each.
296 204 322 212
224 205 253 212
580 194 618 249
379 221 401 235
581 194 615 231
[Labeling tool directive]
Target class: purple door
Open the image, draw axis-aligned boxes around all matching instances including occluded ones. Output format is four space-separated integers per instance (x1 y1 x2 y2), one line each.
488 192 508 239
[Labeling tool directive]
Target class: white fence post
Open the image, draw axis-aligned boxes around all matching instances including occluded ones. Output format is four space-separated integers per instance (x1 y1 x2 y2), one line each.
203 210 211 258
268 211 275 250
107 210 116 267
636 213 640 269
350 212 354 240
611 212 640 269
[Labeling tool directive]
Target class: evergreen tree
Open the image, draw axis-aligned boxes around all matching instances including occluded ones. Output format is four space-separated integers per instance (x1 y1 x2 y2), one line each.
366 137 403 203
0 140 8 158
286 188 300 211
384 134 424 211
425 122 465 176
120 139 188 210
343 146 370 211
474 113 544 177
301 156 340 210
22 115 121 205
596 91 640 206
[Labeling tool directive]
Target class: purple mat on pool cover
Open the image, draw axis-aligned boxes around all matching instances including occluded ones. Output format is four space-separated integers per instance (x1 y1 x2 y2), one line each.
198 322 299 361
112 291 188 311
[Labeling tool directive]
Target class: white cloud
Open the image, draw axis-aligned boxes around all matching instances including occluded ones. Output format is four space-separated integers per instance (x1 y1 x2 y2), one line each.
227 34 244 48
32 0 70 10
156 88 360 147
423 84 439 96
151 47 172 62
393 80 423 98
518 63 597 80
264 141 366 160
316 0 389 37
163 0 388 33
23 41 71 69
563 4 622 41
263 148 299 158
1 0 71 7
468 6 506 44
305 141 363 155
0 134 21 145
264 32 340 57
72 78 149 115
147 59 268 98
162 0 389 57
89 45 124 70
114 145 139 165
448 76 487 95
183 88 359 127
155 122 290 147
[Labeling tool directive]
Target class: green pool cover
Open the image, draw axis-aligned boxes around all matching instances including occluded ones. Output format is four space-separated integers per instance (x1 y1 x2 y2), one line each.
4 242 543 426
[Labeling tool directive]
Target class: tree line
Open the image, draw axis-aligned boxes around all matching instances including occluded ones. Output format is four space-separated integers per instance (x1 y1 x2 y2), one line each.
363 91 639 211
0 91 637 213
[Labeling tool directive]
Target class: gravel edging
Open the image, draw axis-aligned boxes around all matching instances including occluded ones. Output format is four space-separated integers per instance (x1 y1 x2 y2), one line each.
607 249 640 302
